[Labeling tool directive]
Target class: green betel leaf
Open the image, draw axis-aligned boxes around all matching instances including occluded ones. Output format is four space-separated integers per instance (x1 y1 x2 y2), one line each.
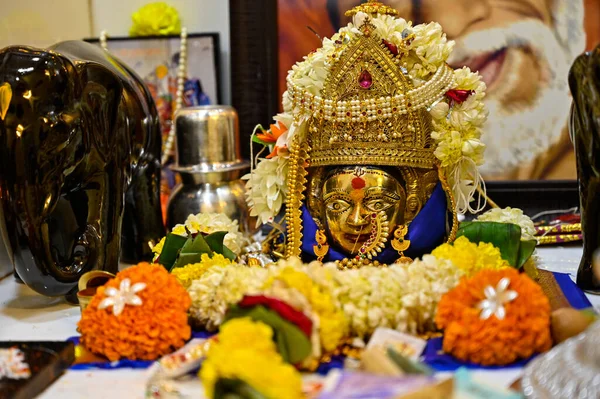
171 253 203 269
221 245 237 261
181 233 213 255
517 240 537 269
205 231 228 252
205 231 237 260
214 378 268 399
157 233 189 271
457 221 523 267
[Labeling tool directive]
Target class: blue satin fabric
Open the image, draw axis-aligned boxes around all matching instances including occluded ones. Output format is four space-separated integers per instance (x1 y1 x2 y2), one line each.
300 183 449 263
553 272 593 309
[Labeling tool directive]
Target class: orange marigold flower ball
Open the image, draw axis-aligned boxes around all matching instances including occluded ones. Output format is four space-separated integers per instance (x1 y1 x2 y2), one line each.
78 262 191 361
435 268 552 366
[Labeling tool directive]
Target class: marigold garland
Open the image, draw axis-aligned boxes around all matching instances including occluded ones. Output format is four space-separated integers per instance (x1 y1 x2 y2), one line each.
431 236 509 276
200 318 303 399
435 268 552 366
171 254 233 288
78 262 191 361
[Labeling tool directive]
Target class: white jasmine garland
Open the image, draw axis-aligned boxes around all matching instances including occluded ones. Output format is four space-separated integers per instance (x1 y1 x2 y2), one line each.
187 265 271 331
303 256 463 338
185 256 463 340
242 156 289 227
430 67 488 214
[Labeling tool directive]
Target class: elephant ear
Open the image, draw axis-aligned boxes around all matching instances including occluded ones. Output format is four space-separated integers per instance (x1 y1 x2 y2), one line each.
80 64 125 161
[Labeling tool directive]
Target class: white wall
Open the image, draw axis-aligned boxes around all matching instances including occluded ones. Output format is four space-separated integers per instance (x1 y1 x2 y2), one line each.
0 0 231 104
91 0 231 104
0 0 92 48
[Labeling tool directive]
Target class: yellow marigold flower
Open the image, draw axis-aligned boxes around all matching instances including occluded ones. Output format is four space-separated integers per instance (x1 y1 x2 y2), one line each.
151 237 166 257
171 254 233 288
268 267 347 351
171 225 187 236
200 318 303 399
432 236 509 276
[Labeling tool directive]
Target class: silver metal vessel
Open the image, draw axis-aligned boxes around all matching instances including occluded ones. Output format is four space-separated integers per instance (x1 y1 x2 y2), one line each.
166 106 252 232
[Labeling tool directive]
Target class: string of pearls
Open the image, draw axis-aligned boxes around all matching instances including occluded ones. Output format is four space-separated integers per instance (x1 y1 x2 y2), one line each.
163 27 187 165
287 64 454 123
98 28 188 166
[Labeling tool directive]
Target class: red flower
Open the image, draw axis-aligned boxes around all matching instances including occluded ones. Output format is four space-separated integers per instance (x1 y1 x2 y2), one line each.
445 89 474 104
239 295 313 338
382 39 398 56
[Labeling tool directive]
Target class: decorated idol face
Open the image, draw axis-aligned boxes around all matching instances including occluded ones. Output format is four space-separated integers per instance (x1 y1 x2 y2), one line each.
322 167 406 255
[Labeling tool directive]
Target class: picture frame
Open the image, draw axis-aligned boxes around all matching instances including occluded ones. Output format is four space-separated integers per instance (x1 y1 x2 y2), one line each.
228 0 580 216
85 32 222 156
85 33 222 220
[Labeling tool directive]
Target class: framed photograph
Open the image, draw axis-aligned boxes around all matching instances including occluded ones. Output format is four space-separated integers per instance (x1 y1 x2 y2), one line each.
86 33 221 155
86 33 221 220
274 0 600 184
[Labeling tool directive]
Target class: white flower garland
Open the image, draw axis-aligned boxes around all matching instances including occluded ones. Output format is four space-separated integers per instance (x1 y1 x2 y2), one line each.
245 11 488 222
187 265 270 331
187 255 463 338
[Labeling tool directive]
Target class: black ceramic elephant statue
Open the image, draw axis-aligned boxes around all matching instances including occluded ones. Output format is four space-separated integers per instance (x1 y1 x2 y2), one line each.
569 45 600 293
0 41 165 297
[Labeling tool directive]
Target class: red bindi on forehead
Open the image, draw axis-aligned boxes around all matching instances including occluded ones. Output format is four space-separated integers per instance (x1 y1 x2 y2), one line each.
351 176 366 190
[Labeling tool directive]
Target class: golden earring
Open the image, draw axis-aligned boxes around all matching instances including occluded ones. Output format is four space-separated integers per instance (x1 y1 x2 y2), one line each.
313 229 329 262
391 224 412 263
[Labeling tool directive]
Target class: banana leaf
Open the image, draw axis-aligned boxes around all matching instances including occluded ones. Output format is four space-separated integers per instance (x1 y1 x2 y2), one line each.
181 233 212 254
214 378 267 399
457 221 536 268
205 231 237 261
157 233 189 270
224 305 312 365
161 231 237 271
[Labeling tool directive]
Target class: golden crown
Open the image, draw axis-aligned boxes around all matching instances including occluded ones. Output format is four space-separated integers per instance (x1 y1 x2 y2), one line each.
286 12 454 170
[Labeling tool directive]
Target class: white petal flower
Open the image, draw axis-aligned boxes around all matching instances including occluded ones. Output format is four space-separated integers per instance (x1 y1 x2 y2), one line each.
242 156 289 226
188 265 271 331
429 101 449 120
476 278 518 320
98 278 146 316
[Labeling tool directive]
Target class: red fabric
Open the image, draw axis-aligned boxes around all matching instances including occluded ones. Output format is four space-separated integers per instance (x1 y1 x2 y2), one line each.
239 295 313 338
445 89 474 104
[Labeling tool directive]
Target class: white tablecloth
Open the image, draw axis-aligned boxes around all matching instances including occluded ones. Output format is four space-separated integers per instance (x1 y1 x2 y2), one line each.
1 246 598 398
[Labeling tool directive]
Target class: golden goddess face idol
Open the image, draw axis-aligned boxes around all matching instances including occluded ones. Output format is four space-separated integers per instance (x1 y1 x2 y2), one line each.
245 1 489 267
